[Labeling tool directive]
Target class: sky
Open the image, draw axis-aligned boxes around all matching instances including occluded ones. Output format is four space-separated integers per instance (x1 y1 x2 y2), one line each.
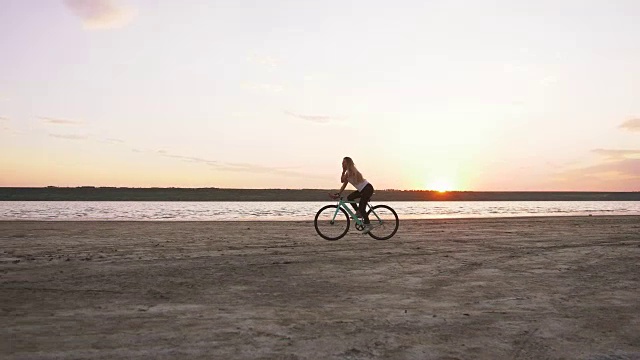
1 0 639 191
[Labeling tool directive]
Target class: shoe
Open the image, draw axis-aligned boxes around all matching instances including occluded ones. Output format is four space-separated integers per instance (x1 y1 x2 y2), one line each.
361 224 372 234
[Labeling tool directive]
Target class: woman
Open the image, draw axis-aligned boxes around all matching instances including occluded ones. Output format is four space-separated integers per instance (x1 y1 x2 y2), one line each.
331 157 375 234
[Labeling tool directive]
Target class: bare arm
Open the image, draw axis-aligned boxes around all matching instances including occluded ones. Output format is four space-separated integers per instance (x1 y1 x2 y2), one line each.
330 171 348 199
338 181 348 196
340 170 347 183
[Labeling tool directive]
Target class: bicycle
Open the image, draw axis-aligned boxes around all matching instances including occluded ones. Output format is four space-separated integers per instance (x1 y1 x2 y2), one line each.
314 194 399 241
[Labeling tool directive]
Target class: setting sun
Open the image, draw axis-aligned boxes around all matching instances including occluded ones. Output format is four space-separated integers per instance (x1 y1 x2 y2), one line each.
427 179 455 193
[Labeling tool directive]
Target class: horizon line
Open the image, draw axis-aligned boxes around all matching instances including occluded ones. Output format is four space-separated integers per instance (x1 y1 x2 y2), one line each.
0 186 638 193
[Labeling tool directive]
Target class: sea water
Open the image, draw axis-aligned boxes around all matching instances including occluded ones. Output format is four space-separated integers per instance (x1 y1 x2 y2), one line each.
1 201 639 221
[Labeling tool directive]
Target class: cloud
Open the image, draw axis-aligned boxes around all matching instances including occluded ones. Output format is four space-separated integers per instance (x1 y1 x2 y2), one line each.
160 152 218 166
64 0 136 30
96 137 126 145
285 111 336 124
248 54 279 69
40 117 83 126
566 159 640 178
0 117 9 131
44 129 326 180
49 133 89 140
619 118 640 132
243 82 284 93
216 161 307 178
539 76 557 87
103 138 125 144
592 148 640 160
554 150 640 190
152 148 324 179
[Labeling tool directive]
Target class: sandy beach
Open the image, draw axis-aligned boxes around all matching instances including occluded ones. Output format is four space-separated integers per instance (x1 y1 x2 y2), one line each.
1 216 639 359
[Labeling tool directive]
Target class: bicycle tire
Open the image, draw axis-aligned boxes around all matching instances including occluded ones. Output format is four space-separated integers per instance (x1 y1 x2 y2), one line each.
366 205 399 240
314 205 350 241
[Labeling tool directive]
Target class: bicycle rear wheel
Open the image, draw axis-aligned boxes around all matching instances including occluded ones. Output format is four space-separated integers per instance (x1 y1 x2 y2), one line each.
366 205 399 240
314 205 350 241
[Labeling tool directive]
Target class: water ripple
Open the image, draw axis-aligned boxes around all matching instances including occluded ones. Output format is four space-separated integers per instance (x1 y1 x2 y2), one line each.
0 201 639 221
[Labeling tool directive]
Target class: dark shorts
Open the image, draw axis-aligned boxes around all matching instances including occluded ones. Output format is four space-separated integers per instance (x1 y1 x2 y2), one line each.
347 183 374 224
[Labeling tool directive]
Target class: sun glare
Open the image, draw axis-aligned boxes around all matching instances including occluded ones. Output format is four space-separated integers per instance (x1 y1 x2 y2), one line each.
427 179 455 193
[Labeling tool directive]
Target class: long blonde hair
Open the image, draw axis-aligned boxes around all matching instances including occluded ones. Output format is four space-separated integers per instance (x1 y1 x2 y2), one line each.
343 157 364 184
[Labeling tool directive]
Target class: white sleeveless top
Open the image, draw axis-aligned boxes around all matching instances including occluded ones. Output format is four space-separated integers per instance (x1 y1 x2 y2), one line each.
347 172 369 192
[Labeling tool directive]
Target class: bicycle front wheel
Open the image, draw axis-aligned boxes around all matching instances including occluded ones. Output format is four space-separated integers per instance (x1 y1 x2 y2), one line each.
314 205 350 241
366 205 399 240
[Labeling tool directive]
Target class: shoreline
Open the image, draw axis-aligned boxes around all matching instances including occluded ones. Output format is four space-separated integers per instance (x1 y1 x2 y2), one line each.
1 214 640 223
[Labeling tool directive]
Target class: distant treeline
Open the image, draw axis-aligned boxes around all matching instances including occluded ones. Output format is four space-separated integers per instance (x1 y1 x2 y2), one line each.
1 187 639 201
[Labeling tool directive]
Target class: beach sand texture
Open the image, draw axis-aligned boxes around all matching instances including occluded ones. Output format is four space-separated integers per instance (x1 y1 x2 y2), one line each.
1 217 639 359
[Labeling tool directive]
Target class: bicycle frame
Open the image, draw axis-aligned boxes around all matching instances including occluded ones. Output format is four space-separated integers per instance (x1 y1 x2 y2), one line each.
332 198 383 226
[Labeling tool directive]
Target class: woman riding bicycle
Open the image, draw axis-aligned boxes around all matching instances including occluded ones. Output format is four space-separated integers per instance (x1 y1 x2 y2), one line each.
331 157 375 234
